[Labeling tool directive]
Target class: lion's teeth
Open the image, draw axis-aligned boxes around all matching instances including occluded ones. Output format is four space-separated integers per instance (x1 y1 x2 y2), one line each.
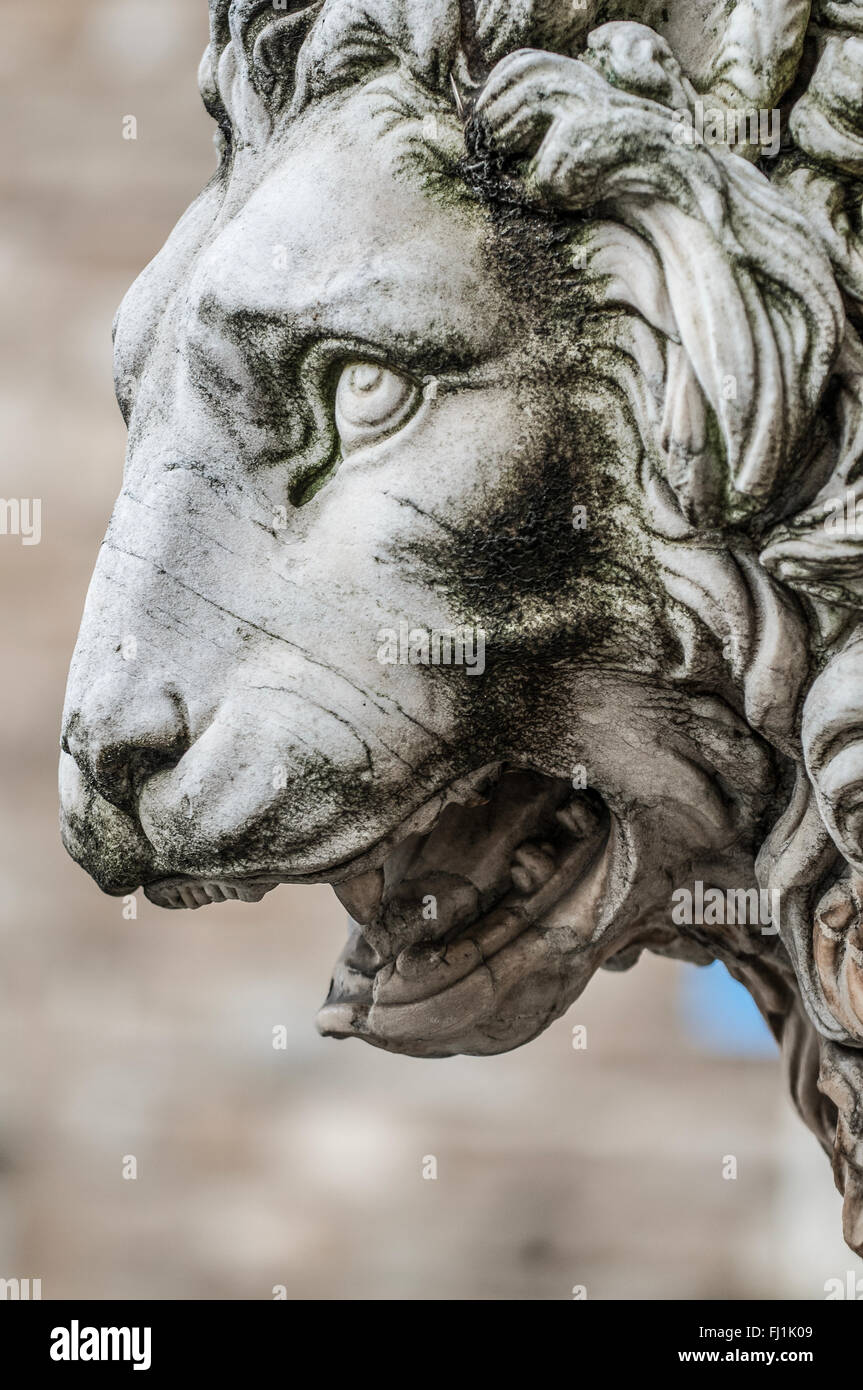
148 878 276 909
235 884 267 902
334 867 385 924
556 798 597 837
395 941 446 980
511 843 556 893
162 881 231 907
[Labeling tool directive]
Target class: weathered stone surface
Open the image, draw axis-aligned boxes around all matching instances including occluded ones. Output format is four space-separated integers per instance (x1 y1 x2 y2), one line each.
60 0 863 1256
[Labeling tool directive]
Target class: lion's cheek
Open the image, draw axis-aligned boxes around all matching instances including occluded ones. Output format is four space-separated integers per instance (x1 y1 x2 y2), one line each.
130 688 466 879
133 711 377 872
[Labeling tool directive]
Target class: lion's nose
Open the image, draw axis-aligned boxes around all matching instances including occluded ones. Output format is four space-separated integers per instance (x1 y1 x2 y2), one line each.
61 678 190 813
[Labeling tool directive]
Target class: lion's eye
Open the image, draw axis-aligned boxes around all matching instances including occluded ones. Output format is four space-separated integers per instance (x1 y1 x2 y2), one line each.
335 362 420 453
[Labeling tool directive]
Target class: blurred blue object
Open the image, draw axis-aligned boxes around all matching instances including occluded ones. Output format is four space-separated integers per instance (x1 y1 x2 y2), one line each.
680 960 777 1056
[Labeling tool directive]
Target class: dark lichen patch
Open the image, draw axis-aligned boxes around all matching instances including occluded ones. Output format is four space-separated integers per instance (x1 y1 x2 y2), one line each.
390 397 683 707
461 116 594 322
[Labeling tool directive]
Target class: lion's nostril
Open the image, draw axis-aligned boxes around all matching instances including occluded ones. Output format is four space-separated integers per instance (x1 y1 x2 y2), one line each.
61 683 190 813
126 741 186 787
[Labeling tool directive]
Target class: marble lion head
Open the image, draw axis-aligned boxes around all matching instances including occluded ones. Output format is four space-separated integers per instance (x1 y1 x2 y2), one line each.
60 0 863 1253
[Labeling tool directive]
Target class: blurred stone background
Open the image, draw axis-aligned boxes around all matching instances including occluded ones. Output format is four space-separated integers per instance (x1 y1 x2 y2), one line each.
0 0 859 1300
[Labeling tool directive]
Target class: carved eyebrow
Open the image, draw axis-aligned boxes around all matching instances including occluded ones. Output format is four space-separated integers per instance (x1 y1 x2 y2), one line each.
188 217 512 360
192 290 503 385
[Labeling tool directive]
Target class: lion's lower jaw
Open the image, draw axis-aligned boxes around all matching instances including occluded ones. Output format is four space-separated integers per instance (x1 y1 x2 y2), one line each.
316 771 621 1056
315 929 597 1058
315 894 609 1059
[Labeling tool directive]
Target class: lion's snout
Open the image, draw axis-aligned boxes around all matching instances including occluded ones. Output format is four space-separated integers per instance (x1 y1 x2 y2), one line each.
62 675 190 817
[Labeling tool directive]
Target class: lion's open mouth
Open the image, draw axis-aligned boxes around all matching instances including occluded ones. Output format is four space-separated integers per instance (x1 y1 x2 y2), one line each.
316 767 611 1044
145 766 612 1053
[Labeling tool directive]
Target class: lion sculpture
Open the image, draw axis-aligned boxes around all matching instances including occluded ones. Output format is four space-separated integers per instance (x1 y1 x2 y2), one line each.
60 0 863 1256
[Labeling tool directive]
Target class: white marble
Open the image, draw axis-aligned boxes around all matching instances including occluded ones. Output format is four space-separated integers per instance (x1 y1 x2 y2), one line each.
60 0 863 1255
